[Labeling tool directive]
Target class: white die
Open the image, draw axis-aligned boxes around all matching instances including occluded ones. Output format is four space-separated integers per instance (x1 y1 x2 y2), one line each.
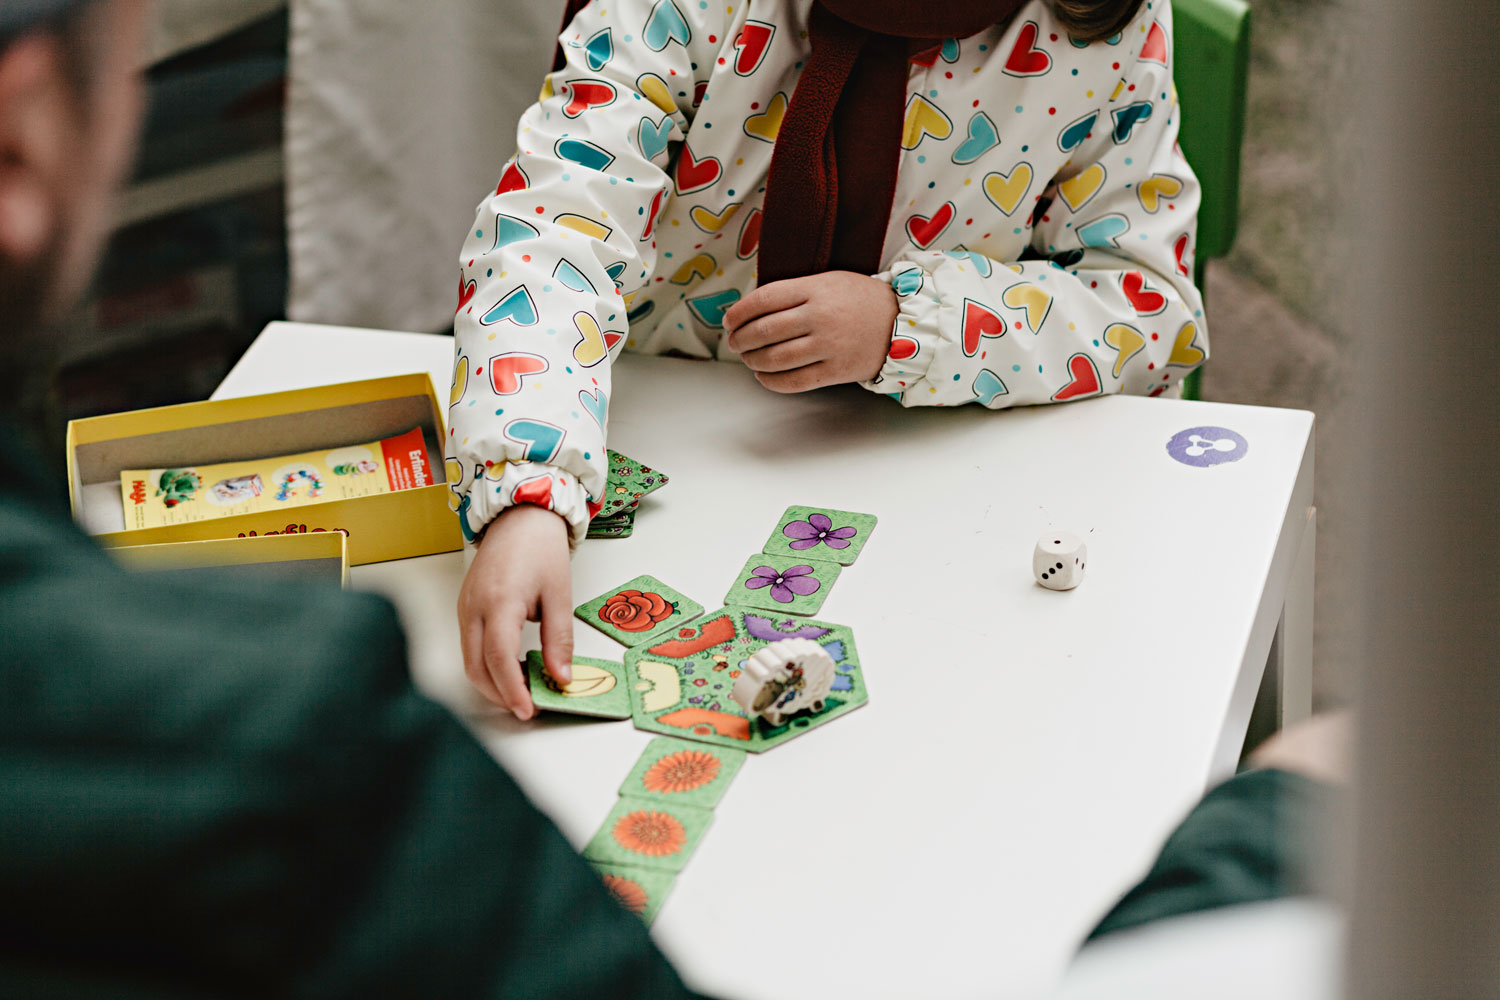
1034 532 1087 590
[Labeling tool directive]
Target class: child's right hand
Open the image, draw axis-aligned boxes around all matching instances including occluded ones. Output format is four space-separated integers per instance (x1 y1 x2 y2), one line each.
457 503 574 719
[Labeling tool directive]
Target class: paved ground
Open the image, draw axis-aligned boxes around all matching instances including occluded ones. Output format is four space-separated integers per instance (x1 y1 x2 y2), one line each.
1198 0 1355 705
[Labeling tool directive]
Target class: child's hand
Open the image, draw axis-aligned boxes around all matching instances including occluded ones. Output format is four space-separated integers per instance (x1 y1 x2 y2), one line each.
457 503 573 719
724 271 898 392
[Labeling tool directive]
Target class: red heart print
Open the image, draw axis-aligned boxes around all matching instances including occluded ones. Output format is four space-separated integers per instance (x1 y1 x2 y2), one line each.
1122 271 1167 315
693 81 708 107
586 495 604 519
1003 21 1051 77
1139 20 1168 65
457 274 476 314
512 475 555 509
562 80 616 118
497 161 527 196
889 335 920 362
1052 353 1102 401
643 189 664 240
906 201 955 249
603 330 624 350
737 207 762 259
1174 234 1191 277
676 145 722 194
961 298 1005 356
734 21 775 75
488 352 548 395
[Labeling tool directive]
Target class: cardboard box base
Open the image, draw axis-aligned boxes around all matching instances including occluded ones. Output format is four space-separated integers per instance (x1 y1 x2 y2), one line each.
68 373 462 565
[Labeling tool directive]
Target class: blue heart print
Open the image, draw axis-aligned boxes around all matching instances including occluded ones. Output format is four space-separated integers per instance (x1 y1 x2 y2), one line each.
973 369 1010 405
553 258 596 293
1111 101 1154 143
627 298 655 324
489 214 539 253
686 288 741 328
1067 32 1122 49
503 418 566 464
605 261 628 289
556 138 615 172
585 27 613 71
643 0 691 52
457 493 478 542
1077 213 1130 248
944 249 994 277
579 387 608 428
638 115 673 161
952 112 1000 165
892 268 925 296
481 285 539 326
941 37 961 63
1058 111 1099 152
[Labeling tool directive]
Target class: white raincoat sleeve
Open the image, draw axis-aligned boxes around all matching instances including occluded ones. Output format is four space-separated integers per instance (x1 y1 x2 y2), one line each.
865 3 1207 409
445 1 726 545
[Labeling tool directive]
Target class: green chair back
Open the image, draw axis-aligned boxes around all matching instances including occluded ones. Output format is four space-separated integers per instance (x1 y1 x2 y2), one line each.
1169 0 1250 400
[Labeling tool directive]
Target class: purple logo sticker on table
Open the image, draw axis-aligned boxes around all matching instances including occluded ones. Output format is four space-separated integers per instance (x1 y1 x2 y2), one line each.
1167 426 1248 467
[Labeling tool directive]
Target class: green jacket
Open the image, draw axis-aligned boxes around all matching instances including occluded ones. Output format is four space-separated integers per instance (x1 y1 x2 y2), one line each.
0 424 698 999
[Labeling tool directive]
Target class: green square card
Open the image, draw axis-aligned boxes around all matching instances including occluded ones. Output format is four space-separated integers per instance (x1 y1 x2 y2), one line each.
618 736 746 809
576 574 704 646
724 552 840 616
525 651 630 719
591 863 675 925
583 795 714 873
762 506 877 565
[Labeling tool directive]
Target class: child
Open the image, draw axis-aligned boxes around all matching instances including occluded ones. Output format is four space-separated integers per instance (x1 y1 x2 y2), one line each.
450 0 1206 715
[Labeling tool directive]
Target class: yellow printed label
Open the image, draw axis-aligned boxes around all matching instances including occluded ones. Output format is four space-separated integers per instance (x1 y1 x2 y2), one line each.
120 428 431 530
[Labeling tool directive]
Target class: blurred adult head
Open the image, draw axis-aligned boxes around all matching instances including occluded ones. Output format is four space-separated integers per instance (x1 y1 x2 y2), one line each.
0 0 146 340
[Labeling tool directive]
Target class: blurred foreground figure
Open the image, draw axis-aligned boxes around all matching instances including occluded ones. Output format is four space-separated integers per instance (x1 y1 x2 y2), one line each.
1059 715 1348 1000
0 3 697 996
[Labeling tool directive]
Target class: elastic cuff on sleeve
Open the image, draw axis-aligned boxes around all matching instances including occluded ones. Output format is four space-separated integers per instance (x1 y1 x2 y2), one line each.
860 261 941 397
459 460 592 550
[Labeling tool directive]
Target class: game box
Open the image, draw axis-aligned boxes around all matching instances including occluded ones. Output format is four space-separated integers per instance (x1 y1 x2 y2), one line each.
67 373 462 564
108 532 350 588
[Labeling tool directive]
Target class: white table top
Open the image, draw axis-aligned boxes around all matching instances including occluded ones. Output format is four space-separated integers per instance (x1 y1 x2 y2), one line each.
217 321 1315 1000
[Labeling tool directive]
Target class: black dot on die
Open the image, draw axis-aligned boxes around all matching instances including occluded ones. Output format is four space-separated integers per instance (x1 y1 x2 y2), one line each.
1041 571 1050 579
1055 562 1063 570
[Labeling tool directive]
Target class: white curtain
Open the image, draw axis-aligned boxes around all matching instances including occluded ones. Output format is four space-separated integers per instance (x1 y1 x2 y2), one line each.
285 0 566 334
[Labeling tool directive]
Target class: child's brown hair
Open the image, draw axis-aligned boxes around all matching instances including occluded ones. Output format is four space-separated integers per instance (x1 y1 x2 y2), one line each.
1049 0 1148 42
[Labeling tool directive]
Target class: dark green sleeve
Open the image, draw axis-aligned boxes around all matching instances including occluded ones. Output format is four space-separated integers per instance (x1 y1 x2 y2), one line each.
0 503 699 999
1085 768 1331 943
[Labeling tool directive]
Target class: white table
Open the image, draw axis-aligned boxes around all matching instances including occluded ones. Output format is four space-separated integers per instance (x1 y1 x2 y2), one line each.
217 321 1316 1000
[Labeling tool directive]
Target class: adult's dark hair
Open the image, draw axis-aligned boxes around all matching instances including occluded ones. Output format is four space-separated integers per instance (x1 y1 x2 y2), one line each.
1050 0 1148 42
0 0 98 97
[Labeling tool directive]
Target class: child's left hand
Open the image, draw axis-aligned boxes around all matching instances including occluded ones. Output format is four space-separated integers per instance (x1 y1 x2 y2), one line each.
724 271 898 393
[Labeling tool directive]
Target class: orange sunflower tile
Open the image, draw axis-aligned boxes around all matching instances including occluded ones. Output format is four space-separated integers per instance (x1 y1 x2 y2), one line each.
590 863 676 926
619 736 746 809
583 795 714 873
